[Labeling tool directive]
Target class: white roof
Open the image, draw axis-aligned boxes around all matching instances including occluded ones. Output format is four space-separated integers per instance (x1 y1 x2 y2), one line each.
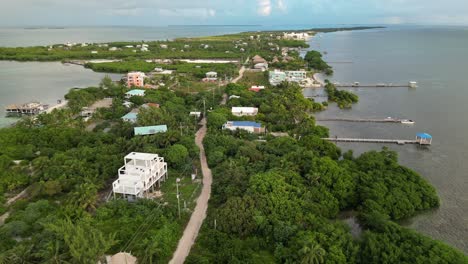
206 71 217 75
232 107 258 113
125 152 159 161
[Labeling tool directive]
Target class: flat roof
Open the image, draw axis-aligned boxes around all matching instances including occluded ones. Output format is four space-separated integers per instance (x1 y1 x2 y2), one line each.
122 112 138 120
232 107 258 112
229 121 262 128
134 125 168 136
125 152 160 160
126 89 146 96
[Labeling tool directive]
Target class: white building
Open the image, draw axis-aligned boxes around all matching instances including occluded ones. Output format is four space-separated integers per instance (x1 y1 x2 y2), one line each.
112 152 168 199
190 112 202 118
231 107 258 116
204 72 218 82
283 32 310 40
269 70 307 86
223 121 265 134
160 44 168 49
254 62 268 71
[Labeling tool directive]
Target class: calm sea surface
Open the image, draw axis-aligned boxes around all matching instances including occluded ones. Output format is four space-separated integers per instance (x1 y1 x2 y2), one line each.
304 26 468 253
0 61 121 127
0 26 466 253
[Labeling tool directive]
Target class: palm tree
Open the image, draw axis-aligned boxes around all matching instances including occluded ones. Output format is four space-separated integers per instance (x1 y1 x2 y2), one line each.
299 242 326 264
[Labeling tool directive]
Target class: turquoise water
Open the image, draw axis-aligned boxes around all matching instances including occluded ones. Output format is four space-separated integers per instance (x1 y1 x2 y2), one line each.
304 26 468 253
0 61 120 127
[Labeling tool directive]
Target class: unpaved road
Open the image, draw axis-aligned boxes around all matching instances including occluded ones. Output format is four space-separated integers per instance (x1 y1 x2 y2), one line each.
169 118 212 264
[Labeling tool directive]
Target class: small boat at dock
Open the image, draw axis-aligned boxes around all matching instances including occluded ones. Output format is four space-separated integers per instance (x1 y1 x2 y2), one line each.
401 119 415 125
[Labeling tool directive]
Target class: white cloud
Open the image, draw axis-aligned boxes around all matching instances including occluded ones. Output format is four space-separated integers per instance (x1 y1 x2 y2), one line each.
158 8 216 18
257 0 272 16
277 0 287 12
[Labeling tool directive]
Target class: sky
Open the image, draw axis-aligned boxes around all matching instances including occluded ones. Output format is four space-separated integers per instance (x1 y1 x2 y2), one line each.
2 0 468 27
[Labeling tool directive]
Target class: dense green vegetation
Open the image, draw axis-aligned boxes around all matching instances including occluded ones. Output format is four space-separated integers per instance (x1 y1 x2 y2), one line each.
186 80 466 263
324 80 359 108
304 50 333 75
0 27 381 63
0 78 222 263
85 60 238 79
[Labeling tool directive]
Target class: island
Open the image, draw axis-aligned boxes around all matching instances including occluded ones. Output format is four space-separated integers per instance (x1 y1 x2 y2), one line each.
0 27 466 264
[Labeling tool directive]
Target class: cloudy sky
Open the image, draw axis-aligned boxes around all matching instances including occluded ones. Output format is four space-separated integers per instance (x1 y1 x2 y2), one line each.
2 0 468 27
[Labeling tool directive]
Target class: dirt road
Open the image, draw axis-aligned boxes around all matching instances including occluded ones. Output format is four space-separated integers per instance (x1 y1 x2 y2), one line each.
169 118 212 264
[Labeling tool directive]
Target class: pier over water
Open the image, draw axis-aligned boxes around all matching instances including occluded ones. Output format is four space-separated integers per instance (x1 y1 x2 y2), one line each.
323 133 432 146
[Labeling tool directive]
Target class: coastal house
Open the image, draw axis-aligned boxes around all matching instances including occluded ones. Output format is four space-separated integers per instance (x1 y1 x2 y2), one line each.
160 44 168 49
269 70 307 86
252 55 267 65
126 72 146 88
203 72 218 82
229 95 241 100
125 89 146 99
249 85 265 92
283 32 310 40
91 51 98 54
269 70 287 86
109 47 118 51
112 152 168 199
232 107 258 117
134 125 168 136
223 121 265 134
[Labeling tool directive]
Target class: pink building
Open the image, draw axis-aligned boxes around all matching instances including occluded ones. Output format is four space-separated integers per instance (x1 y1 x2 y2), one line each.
127 72 145 88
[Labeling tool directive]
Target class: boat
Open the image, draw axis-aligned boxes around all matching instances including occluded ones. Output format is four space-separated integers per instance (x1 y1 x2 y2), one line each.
401 119 415 125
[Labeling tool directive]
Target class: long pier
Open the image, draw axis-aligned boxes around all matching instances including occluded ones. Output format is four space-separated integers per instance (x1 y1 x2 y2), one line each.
323 138 420 145
316 118 413 124
334 82 417 88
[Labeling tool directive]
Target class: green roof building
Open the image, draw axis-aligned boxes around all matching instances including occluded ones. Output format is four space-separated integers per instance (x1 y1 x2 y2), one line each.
134 125 168 136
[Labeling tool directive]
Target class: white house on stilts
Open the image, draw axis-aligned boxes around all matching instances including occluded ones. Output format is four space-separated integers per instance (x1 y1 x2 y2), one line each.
112 152 168 200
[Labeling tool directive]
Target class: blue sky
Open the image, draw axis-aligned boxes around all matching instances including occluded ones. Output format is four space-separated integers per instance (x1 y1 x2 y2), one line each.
2 0 468 27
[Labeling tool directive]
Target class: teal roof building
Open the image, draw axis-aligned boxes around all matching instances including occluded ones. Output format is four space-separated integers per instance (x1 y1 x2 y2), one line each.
125 89 146 98
134 125 168 136
121 112 138 123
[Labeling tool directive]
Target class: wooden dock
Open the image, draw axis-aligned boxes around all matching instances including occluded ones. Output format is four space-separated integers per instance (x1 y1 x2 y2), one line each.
5 102 49 116
316 118 413 124
323 138 420 145
334 82 417 88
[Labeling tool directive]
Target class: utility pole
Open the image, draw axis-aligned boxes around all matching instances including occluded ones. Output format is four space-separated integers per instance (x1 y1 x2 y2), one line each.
203 99 206 118
176 178 181 219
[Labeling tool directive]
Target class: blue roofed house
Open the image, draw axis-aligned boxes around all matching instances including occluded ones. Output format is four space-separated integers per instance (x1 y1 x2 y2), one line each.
223 121 265 134
125 89 146 99
122 111 139 123
134 125 168 136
